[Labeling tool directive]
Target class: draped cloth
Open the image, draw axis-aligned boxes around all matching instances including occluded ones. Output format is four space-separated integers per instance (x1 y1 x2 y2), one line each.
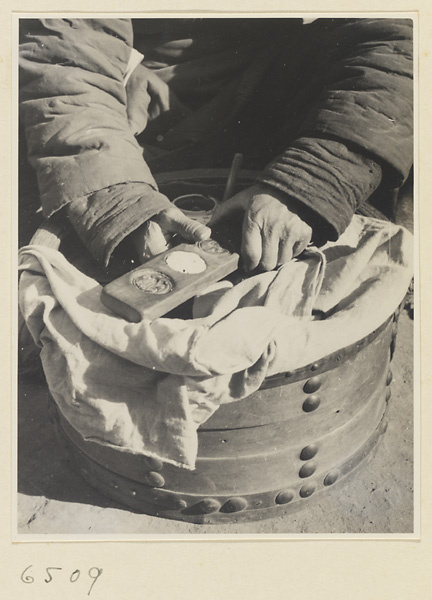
18 216 413 469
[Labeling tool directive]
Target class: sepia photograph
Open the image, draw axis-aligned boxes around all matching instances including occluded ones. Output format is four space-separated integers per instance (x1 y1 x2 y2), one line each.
16 14 416 538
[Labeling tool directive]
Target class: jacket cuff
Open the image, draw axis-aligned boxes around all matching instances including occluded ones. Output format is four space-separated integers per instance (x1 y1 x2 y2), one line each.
65 182 172 266
33 141 158 219
257 137 382 241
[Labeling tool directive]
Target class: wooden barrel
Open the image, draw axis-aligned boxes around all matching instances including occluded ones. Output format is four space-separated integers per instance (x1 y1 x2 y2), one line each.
53 311 398 524
30 169 399 523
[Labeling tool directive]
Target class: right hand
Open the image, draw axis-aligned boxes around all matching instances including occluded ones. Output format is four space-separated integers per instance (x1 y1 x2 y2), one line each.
131 206 212 263
210 184 312 272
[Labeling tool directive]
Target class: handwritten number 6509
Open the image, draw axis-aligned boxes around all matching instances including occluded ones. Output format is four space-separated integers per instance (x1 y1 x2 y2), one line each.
20 565 103 596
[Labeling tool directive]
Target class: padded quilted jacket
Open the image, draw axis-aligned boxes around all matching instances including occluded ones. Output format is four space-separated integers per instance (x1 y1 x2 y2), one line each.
19 18 413 264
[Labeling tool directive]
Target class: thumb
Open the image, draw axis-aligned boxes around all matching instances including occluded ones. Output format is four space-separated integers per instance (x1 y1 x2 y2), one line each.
156 207 212 242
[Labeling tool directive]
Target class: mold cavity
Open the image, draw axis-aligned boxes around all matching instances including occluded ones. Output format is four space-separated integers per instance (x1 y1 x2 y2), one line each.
165 251 207 274
133 270 174 294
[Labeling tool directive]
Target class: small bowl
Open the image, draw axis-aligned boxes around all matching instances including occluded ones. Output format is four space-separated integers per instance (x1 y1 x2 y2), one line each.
172 194 218 225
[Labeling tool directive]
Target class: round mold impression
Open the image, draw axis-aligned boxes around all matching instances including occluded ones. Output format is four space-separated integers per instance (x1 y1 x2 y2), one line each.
198 239 230 255
132 269 174 294
165 251 207 274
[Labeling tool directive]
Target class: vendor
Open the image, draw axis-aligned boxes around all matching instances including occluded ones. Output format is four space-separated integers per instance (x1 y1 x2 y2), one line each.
19 17 413 272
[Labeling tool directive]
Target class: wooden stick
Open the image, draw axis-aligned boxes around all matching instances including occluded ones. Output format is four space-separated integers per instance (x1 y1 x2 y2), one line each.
221 153 243 203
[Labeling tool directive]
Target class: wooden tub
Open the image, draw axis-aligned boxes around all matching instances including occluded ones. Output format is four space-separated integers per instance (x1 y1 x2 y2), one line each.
28 169 400 524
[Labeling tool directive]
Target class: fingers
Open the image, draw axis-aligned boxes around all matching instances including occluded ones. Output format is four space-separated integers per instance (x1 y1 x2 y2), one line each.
142 221 171 257
241 219 263 271
156 207 212 242
131 206 212 264
291 236 311 258
242 222 289 272
277 236 295 266
133 190 313 271
130 221 171 263
241 201 312 272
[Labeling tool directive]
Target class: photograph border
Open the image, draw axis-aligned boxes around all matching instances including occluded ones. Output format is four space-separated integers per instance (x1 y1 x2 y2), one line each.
4 2 430 599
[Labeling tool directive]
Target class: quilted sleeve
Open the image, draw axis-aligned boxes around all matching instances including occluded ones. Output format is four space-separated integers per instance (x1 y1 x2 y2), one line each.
19 18 160 218
258 18 413 239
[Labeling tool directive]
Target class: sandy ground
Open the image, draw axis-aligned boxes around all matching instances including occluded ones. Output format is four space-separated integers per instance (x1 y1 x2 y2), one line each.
16 308 414 537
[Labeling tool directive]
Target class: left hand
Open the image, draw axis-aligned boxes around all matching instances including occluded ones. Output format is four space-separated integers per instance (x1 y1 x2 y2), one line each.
131 205 212 263
210 184 312 271
125 64 191 136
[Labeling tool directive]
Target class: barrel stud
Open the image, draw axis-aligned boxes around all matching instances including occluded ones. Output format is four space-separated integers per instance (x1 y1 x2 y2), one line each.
200 498 221 514
300 444 319 461
146 472 165 488
299 462 317 479
222 497 248 513
302 395 321 413
299 483 316 498
303 377 322 394
276 490 295 505
324 470 339 487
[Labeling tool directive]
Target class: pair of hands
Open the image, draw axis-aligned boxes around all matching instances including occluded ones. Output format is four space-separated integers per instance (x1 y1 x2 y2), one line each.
131 184 312 272
126 67 312 270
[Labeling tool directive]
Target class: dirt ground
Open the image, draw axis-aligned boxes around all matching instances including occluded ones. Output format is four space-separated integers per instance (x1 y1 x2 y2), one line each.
16 308 414 537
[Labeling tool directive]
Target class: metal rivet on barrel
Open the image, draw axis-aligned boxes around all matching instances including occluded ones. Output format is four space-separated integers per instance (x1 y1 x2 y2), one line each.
386 388 392 401
311 362 320 371
200 498 221 514
380 419 389 435
386 370 393 386
173 498 188 510
146 471 165 488
276 490 295 505
222 497 248 513
303 377 322 394
130 490 137 496
324 470 339 486
299 462 317 479
300 444 319 461
299 483 316 498
302 395 321 413
146 457 164 471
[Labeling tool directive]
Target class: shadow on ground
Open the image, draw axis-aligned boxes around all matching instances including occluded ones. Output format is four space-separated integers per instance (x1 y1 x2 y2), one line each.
18 374 128 513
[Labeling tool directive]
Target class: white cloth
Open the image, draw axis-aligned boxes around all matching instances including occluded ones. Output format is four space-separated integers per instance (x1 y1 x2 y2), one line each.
18 216 413 469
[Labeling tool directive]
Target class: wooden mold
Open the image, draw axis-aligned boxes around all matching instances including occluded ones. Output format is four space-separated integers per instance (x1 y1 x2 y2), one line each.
101 240 239 322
